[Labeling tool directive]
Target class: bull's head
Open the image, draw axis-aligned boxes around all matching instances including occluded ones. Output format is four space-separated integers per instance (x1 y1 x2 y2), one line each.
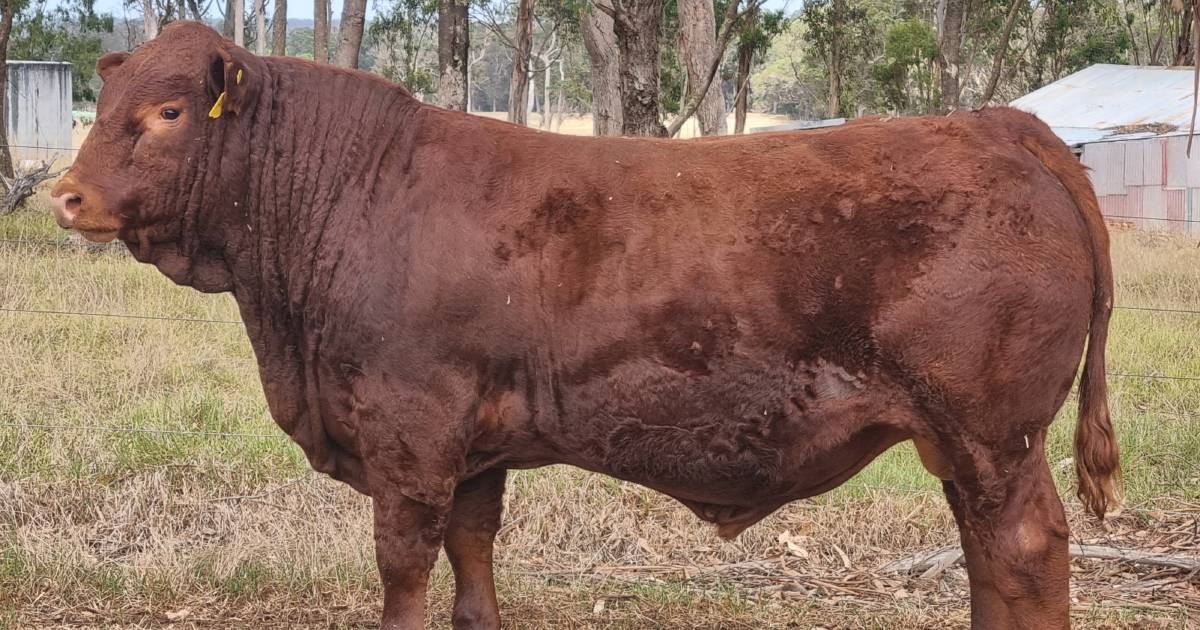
50 21 263 290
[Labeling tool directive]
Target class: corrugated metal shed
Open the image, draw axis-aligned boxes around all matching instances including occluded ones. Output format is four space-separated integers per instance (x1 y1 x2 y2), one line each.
6 61 72 166
1010 63 1200 233
1011 64 1194 136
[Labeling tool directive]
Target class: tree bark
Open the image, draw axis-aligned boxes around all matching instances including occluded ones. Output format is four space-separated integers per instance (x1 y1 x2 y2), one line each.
436 0 470 110
334 0 368 67
937 0 966 112
734 42 752 133
554 56 566 131
581 2 623 135
271 0 287 55
0 0 14 179
980 0 1022 104
313 0 330 63
678 0 727 135
232 0 245 46
508 0 535 124
142 0 159 41
611 0 667 136
223 0 235 38
827 0 842 117
541 62 552 129
255 0 267 53
1174 0 1194 66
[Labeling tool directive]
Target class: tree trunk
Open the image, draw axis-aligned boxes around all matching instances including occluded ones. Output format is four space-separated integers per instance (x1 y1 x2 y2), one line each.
467 50 483 112
734 43 751 133
827 0 842 117
678 0 727 135
313 0 330 63
937 0 965 112
232 0 245 46
980 0 1022 104
271 0 287 55
0 0 14 179
508 0 534 124
1174 0 1194 66
612 0 667 136
436 0 470 110
223 0 235 38
581 2 623 135
334 0 367 67
254 0 266 53
541 64 552 129
554 57 566 132
142 0 159 41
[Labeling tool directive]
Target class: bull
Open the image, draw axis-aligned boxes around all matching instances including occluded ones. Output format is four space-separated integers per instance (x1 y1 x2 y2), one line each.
50 22 1120 630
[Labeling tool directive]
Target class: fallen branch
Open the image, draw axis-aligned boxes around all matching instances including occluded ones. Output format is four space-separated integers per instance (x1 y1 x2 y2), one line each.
1068 543 1200 572
1 160 65 215
879 545 963 577
881 544 1200 576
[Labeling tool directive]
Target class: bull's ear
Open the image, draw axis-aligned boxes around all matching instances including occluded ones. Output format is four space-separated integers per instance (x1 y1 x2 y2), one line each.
96 52 130 81
207 42 261 119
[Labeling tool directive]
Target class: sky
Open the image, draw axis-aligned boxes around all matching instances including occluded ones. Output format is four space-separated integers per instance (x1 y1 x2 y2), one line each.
82 0 794 24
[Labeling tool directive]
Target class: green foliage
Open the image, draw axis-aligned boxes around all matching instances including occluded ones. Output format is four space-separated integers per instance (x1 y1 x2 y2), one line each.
1030 0 1129 84
800 0 878 117
367 0 438 95
872 17 937 113
286 27 314 58
10 0 113 102
737 8 787 64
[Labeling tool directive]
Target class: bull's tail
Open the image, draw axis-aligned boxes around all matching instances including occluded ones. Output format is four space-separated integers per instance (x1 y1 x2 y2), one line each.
1020 131 1121 519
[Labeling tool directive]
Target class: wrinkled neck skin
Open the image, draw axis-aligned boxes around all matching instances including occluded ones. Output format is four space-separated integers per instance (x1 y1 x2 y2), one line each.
132 57 423 303
129 59 426 488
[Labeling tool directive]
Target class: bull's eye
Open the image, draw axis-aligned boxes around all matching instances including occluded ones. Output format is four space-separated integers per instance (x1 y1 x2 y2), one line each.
161 108 181 121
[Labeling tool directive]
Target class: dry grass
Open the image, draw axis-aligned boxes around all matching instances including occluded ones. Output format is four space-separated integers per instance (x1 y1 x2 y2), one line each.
1 204 1198 628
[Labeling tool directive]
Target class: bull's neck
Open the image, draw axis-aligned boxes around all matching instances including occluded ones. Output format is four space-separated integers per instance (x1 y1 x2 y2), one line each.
223 58 426 327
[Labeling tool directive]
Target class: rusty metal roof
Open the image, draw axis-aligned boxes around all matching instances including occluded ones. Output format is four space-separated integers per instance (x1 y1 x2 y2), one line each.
1011 64 1195 145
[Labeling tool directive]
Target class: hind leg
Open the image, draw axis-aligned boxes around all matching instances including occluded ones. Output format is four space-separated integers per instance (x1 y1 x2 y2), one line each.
943 434 1070 630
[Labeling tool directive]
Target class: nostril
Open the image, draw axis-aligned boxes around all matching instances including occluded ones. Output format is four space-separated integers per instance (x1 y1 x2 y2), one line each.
51 191 84 228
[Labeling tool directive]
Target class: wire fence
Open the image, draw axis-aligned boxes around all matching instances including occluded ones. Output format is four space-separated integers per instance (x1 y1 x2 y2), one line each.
0 298 1194 441
5 143 77 154
1105 214 1200 224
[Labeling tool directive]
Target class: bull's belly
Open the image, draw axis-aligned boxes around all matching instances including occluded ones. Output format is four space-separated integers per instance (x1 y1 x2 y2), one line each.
522 357 917 518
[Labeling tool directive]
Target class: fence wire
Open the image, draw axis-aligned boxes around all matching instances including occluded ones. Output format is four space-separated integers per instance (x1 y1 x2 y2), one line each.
0 422 284 440
1105 214 1200 224
4 143 77 153
0 306 240 325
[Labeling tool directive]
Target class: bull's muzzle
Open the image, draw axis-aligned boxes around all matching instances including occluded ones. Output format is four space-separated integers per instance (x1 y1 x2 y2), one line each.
49 178 121 243
50 190 82 229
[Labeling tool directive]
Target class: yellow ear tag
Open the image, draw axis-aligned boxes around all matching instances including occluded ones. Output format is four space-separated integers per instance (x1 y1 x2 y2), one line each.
208 91 226 118
236 69 243 84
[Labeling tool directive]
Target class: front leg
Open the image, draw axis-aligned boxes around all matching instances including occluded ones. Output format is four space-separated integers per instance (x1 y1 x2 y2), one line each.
373 490 452 630
444 468 508 630
358 380 473 630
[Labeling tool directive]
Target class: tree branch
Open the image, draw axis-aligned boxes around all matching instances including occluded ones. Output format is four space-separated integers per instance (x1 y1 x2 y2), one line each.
882 544 1200 576
980 0 1023 104
665 0 764 137
1 160 66 215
